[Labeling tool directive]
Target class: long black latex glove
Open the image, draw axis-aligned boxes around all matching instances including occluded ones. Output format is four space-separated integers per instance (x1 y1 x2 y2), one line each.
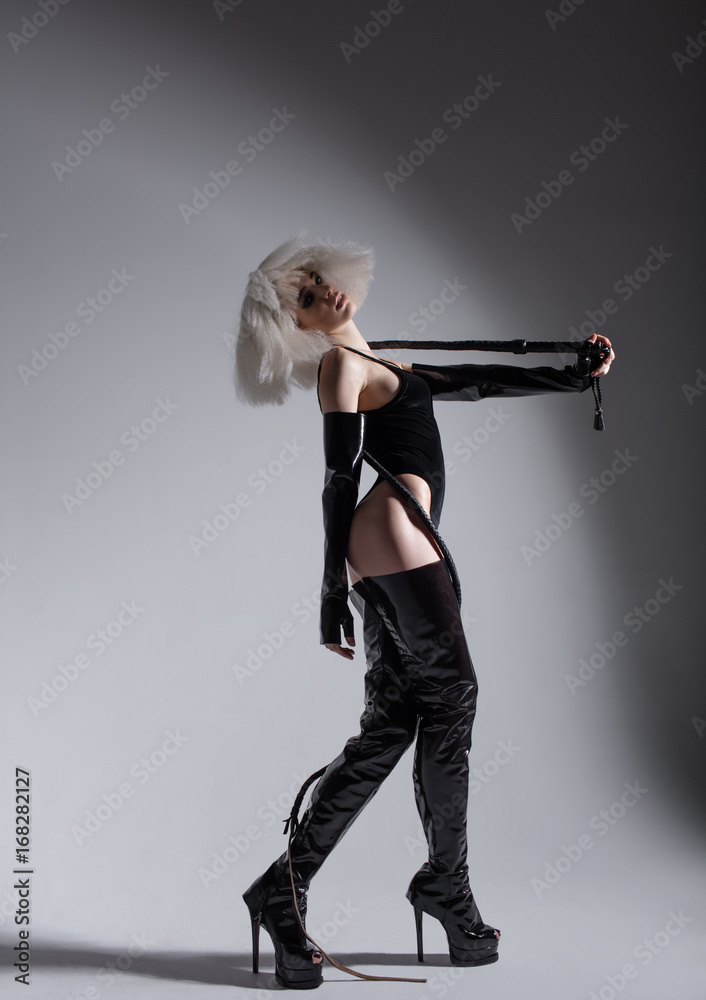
410 357 592 400
320 411 366 646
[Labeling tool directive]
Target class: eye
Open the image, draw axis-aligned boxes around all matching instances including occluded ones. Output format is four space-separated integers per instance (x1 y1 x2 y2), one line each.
313 272 322 285
302 291 314 308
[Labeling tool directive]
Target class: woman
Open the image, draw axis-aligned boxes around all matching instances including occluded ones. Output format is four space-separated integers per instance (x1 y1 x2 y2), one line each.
235 233 614 989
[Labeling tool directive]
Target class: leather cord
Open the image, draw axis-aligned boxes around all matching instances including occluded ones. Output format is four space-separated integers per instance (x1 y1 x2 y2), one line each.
283 768 427 985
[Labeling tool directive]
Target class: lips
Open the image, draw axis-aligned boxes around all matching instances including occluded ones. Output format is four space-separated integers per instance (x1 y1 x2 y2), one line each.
335 293 346 310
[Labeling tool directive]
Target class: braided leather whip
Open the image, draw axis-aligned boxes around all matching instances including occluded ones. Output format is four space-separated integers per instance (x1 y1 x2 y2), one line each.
368 337 608 430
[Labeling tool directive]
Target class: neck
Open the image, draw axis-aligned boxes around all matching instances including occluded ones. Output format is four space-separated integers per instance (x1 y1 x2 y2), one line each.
327 320 371 353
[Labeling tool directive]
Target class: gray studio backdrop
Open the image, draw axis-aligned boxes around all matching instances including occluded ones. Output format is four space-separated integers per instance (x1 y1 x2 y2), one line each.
2 1 704 998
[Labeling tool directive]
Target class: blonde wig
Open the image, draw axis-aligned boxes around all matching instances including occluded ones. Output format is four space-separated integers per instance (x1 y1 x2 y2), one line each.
234 232 375 406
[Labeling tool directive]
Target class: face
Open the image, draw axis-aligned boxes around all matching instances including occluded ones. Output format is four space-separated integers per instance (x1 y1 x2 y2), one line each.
294 270 357 333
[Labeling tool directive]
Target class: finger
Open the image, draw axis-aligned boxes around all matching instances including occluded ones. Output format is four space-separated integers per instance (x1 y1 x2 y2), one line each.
590 340 614 375
345 635 355 646
325 643 354 659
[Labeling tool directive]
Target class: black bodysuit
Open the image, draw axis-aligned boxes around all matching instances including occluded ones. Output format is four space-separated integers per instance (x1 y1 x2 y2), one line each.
316 344 591 533
339 345 447 527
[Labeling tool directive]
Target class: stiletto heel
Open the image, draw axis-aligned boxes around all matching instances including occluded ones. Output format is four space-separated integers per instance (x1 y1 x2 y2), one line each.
414 906 424 962
244 852 427 987
243 859 324 990
407 865 500 968
250 911 260 974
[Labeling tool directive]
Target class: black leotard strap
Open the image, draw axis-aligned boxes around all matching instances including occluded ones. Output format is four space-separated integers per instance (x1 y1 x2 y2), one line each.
336 344 404 371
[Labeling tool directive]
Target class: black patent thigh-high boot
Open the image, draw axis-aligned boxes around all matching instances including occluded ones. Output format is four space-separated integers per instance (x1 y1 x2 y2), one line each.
243 590 418 988
243 854 324 989
355 560 500 968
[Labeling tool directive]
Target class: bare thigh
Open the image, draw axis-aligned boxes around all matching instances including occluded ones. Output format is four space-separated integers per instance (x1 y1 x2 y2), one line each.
346 474 443 585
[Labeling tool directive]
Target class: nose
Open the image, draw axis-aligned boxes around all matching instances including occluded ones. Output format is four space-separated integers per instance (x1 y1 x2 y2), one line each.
320 283 338 302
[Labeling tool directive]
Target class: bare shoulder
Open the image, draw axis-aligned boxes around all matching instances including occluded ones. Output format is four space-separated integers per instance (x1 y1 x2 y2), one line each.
319 345 368 384
318 346 367 412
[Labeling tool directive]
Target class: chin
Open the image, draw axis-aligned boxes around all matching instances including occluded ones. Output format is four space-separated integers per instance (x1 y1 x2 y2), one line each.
340 299 358 322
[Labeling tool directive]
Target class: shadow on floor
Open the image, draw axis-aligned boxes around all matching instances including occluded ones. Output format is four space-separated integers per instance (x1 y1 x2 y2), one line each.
0 942 446 989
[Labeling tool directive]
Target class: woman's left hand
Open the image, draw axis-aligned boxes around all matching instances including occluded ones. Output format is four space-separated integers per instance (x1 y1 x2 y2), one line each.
324 640 356 660
587 333 615 377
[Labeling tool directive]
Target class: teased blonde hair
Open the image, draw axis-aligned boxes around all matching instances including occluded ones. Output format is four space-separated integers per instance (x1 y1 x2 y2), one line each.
234 231 375 406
